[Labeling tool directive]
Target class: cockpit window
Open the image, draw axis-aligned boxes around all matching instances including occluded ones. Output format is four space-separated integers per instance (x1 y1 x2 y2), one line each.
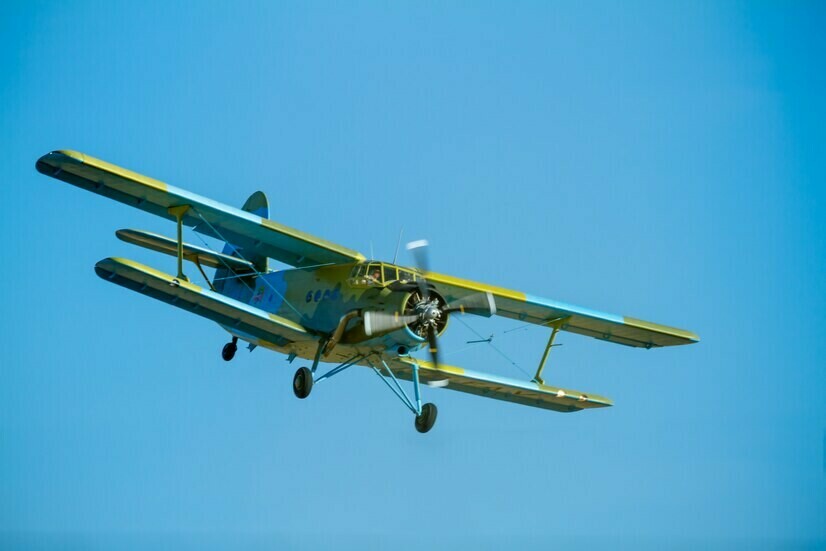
398 269 415 283
383 266 397 283
367 264 382 283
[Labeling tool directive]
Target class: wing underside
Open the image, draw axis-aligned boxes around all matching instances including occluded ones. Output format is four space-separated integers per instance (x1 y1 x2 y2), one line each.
116 229 257 272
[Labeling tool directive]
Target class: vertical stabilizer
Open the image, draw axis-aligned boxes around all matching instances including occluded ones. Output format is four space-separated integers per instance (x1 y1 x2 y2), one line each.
242 190 269 219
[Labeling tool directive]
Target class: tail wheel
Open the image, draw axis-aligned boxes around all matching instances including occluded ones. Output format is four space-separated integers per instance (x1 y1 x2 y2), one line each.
414 403 438 433
293 367 313 399
221 342 237 361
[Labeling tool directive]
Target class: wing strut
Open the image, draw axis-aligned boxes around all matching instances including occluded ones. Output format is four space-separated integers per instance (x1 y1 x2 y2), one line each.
168 205 191 282
366 357 422 416
533 317 569 385
193 258 216 292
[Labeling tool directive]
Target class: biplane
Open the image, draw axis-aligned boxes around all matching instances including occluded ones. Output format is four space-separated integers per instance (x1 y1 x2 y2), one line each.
37 150 699 433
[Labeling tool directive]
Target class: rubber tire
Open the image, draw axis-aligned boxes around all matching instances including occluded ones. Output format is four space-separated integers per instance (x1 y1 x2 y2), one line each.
293 367 313 399
221 342 237 362
414 403 438 433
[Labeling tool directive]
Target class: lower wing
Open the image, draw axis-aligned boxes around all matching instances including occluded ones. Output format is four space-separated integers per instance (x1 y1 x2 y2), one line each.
377 356 612 413
94 257 315 348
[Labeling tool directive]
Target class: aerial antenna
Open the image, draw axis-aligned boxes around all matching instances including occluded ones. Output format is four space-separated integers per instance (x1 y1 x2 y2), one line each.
370 241 374 261
392 227 404 264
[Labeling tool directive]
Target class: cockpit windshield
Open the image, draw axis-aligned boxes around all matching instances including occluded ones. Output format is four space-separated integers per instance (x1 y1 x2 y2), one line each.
348 262 418 287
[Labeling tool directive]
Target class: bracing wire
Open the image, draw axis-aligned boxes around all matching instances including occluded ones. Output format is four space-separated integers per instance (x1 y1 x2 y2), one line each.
189 208 306 321
179 208 557 381
452 315 534 380
189 230 256 293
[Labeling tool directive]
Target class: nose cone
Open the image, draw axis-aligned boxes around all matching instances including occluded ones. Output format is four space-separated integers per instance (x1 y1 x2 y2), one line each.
423 305 441 322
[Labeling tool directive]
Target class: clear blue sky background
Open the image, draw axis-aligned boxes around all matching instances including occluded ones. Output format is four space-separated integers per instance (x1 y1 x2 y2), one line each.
1 1 824 549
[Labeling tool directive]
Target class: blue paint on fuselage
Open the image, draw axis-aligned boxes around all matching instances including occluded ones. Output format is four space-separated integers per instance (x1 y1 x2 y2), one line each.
219 263 428 354
252 271 287 313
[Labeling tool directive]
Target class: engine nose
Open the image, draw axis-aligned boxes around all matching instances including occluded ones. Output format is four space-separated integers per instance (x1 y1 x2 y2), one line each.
404 290 448 339
423 304 441 323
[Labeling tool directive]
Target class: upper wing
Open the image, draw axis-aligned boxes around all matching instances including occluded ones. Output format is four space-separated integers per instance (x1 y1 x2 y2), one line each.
378 356 612 413
427 272 699 348
37 150 365 268
95 257 315 347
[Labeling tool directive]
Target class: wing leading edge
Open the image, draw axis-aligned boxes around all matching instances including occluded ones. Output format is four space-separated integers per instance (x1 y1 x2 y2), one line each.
37 150 365 268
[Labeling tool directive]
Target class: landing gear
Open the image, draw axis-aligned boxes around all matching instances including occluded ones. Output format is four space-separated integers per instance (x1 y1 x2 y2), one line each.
293 366 313 399
292 353 440 433
414 403 438 433
221 337 238 361
366 357 439 433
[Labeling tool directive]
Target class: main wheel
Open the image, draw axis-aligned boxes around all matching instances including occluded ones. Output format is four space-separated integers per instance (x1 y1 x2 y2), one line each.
221 342 237 361
293 367 313 399
414 403 438 433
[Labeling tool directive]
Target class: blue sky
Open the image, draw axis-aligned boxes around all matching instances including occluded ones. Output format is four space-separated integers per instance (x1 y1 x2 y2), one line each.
1 1 824 548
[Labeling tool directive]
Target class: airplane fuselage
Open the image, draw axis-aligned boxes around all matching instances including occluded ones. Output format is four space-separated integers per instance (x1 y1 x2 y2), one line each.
218 261 434 361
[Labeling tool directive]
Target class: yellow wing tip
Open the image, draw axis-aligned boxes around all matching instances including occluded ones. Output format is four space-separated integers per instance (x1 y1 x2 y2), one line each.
622 316 700 346
38 149 85 164
35 149 84 175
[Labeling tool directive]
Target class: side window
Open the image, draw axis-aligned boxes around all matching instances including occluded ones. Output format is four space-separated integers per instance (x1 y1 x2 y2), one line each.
398 270 415 282
383 266 397 283
348 264 369 286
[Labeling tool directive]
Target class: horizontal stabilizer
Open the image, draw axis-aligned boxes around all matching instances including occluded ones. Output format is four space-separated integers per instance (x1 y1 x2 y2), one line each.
380 357 612 413
94 257 314 348
116 229 256 273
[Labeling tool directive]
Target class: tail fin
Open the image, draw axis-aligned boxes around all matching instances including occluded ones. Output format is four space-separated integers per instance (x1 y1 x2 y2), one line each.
214 191 269 295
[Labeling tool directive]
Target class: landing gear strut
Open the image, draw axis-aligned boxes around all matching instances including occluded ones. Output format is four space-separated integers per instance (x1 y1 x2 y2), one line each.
368 357 439 433
222 337 238 361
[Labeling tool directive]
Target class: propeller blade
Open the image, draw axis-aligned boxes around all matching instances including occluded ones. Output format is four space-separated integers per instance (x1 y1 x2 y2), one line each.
446 292 497 317
363 311 419 336
426 324 440 369
406 239 431 300
406 239 430 272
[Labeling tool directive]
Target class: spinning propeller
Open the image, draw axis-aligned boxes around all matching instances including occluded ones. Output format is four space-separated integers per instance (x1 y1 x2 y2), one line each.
363 240 496 370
